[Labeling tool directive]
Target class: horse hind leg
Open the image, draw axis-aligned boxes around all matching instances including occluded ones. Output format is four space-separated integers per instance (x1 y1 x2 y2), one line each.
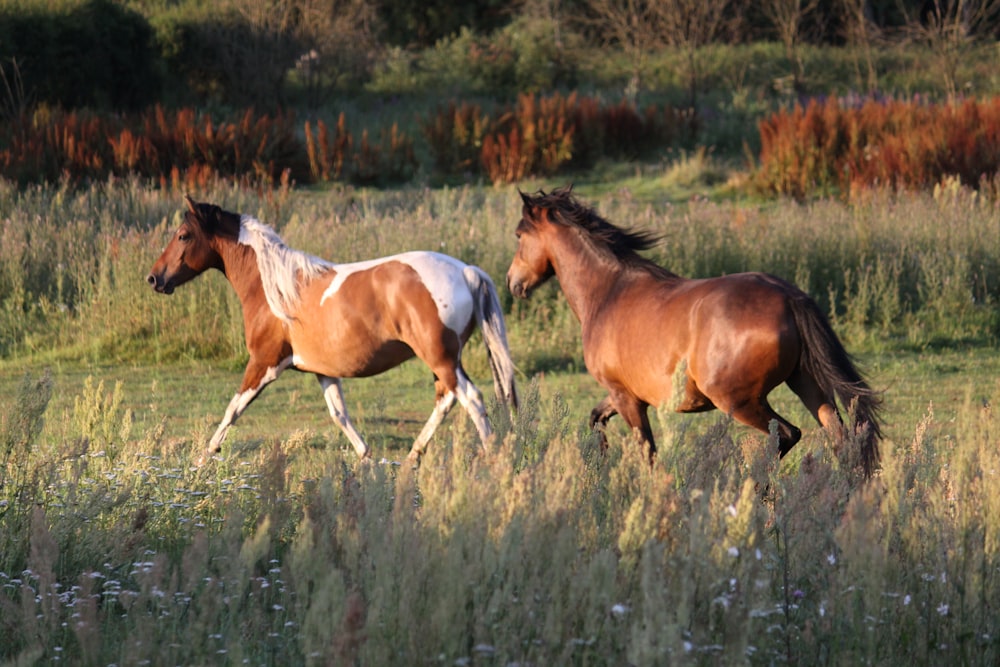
420 358 493 454
728 398 802 458
786 369 845 437
452 368 493 451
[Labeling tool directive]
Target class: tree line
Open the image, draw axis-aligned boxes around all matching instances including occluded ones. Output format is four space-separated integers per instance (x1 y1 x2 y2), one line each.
0 0 997 113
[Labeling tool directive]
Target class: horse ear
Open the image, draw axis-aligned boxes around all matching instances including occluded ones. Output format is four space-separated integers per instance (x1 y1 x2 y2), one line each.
184 195 198 214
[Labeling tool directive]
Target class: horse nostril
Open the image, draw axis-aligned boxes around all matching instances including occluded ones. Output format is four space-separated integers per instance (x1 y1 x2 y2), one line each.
146 274 156 286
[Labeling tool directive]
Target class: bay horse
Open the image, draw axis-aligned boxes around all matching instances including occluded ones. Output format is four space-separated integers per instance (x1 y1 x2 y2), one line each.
506 187 882 477
147 196 518 465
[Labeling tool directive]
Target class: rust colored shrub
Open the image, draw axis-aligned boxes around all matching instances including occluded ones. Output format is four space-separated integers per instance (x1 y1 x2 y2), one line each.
420 102 493 176
756 97 1000 199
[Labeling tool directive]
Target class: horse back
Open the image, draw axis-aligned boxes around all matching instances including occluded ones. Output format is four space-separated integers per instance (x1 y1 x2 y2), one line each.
584 271 801 405
286 252 477 378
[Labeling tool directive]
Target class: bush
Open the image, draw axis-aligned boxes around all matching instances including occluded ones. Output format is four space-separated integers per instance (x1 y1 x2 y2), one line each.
0 0 160 110
0 106 310 187
755 96 1000 199
150 3 302 109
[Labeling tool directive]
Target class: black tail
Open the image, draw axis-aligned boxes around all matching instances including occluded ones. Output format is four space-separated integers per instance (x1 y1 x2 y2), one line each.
789 293 882 477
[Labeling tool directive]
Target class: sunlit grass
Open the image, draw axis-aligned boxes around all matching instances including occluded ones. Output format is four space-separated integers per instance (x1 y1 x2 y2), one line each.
3 179 1000 663
2 360 1000 664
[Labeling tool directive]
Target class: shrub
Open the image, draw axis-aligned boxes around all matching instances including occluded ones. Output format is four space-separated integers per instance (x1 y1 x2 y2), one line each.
420 102 494 177
150 3 301 109
0 0 160 110
755 96 1000 199
0 106 310 187
304 114 418 186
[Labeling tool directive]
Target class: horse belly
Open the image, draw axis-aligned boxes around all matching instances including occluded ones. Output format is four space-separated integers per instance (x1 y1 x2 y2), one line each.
291 327 416 378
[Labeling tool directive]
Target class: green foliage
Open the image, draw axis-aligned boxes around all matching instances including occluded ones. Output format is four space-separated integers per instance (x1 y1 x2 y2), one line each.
369 15 588 98
147 1 301 109
0 0 161 109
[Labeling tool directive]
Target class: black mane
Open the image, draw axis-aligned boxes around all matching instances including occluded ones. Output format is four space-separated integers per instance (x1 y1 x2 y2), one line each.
521 186 676 279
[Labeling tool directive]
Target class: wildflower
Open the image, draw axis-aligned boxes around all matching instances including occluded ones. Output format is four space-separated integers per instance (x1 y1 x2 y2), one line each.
827 553 836 565
727 546 739 558
937 602 949 616
903 595 911 606
610 603 630 618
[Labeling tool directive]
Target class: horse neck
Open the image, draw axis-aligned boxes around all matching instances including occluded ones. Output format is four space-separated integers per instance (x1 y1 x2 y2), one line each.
548 227 623 325
214 236 273 322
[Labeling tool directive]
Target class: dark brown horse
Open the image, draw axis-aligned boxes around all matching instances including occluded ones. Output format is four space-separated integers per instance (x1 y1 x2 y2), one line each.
506 187 881 476
148 196 518 465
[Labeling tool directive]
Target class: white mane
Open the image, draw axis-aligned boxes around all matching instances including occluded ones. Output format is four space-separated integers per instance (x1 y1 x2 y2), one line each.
238 215 334 322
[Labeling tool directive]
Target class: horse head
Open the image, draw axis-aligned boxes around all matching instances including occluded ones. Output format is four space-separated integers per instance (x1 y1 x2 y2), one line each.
146 196 238 294
507 190 557 299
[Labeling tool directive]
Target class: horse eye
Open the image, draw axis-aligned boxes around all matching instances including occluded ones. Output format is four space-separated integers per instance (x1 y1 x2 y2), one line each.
178 231 191 242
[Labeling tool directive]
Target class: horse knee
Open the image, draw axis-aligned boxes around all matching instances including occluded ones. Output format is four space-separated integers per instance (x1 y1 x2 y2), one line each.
589 397 617 429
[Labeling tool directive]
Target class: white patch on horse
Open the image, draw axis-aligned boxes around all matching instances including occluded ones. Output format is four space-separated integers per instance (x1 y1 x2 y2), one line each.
321 252 473 334
239 215 333 322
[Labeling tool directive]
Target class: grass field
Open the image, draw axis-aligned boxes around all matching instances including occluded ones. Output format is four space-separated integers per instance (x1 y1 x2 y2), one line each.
2 345 999 465
3 178 1000 664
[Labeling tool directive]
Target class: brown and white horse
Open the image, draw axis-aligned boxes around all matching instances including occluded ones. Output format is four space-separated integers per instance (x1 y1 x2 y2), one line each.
507 187 882 477
147 196 518 465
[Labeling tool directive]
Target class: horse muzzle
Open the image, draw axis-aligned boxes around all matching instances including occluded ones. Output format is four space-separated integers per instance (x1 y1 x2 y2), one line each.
146 273 175 295
506 274 532 300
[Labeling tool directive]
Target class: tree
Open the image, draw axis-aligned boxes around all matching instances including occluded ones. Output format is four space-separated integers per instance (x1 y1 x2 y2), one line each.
582 0 742 106
840 0 882 93
760 0 820 93
294 0 381 101
657 0 745 107
898 0 1000 99
580 0 670 103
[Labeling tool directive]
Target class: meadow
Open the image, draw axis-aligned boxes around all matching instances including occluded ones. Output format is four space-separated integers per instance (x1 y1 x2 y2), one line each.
2 176 1000 665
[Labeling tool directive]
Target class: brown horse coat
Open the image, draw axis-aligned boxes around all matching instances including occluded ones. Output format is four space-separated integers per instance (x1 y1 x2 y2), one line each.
507 187 881 476
148 197 518 464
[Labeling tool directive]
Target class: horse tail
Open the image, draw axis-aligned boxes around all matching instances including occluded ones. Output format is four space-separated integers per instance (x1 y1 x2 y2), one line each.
789 292 883 477
464 265 519 413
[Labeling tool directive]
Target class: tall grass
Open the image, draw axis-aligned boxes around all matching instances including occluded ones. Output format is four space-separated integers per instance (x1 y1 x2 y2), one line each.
2 362 999 664
2 178 1000 662
1 177 997 367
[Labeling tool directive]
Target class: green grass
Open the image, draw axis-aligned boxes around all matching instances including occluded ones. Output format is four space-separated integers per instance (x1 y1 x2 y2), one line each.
3 178 1000 664
2 345 996 469
2 346 1000 664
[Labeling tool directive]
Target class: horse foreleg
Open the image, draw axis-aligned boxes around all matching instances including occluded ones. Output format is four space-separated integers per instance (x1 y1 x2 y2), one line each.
408 380 457 463
609 393 656 464
317 376 371 459
200 357 293 465
589 395 618 452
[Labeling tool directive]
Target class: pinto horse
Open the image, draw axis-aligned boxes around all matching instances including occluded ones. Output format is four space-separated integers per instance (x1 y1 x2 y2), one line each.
506 187 882 477
147 196 518 465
